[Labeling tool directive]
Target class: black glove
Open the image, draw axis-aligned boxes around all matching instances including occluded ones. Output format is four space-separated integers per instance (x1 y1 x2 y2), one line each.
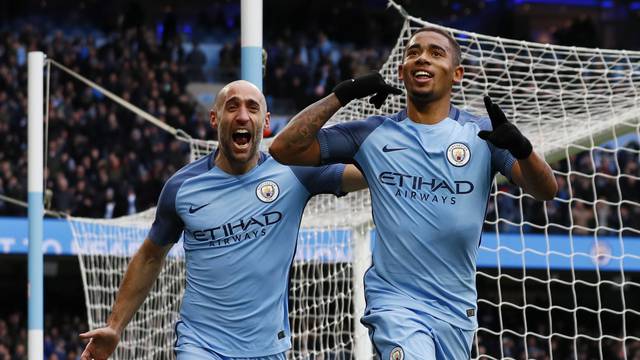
478 96 532 159
333 72 403 109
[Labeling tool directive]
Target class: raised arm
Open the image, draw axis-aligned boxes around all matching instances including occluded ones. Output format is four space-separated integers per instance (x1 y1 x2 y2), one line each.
269 73 402 166
80 238 173 360
479 96 557 200
511 152 557 200
270 94 342 166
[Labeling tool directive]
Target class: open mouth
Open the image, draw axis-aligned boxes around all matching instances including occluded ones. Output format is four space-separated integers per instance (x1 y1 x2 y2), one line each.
232 129 252 148
414 70 434 82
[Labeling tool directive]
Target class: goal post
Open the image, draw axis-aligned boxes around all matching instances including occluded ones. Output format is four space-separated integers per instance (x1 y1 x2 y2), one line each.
63 2 640 359
27 50 45 360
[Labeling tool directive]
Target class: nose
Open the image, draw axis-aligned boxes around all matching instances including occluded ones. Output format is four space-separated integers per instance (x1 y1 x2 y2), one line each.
415 50 430 65
235 104 251 124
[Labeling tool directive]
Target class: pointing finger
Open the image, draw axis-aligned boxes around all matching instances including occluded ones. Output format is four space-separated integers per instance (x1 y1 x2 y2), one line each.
478 130 491 140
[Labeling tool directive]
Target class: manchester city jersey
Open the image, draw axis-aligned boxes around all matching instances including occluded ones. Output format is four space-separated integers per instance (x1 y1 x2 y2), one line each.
317 106 515 330
148 151 345 357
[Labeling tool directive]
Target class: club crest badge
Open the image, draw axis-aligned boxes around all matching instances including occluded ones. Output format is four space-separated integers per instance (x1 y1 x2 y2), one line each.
256 180 279 203
447 142 471 167
390 346 404 360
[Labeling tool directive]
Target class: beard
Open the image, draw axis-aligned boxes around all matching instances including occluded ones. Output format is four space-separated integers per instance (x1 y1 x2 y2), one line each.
408 88 436 107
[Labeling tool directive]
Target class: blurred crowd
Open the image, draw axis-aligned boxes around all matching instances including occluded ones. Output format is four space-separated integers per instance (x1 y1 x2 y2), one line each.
485 144 640 236
0 25 208 218
474 332 640 360
0 311 87 360
0 22 391 219
0 11 638 238
218 33 391 114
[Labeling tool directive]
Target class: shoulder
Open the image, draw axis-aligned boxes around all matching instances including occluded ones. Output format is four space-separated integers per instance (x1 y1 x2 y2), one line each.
339 110 405 136
341 110 405 129
258 152 304 181
263 151 340 180
165 152 212 193
449 105 492 131
369 110 406 127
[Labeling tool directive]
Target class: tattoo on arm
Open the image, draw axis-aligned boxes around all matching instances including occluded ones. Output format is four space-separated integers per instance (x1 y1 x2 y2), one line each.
283 95 341 149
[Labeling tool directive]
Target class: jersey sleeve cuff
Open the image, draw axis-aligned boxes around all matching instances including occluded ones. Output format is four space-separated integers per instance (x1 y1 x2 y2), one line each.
334 164 347 197
503 155 516 181
317 130 331 165
147 227 166 246
147 222 181 246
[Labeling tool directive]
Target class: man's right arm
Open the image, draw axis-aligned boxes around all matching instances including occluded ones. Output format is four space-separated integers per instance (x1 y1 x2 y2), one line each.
79 238 173 360
270 73 402 166
105 238 173 334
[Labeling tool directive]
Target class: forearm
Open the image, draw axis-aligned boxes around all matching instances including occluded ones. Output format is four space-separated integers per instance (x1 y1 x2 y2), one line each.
270 94 342 164
516 152 557 200
107 240 168 334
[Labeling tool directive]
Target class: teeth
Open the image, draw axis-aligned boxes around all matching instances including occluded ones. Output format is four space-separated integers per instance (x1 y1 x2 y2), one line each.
234 129 249 134
415 71 432 77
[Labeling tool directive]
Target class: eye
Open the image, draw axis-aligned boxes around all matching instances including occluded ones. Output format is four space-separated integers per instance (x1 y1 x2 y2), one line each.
406 48 419 58
432 48 445 57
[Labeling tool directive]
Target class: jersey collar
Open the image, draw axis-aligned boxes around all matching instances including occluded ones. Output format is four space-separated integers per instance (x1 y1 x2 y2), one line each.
207 148 268 170
396 105 461 122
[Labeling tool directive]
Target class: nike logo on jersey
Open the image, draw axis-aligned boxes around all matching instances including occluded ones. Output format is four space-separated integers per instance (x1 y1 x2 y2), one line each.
188 203 209 214
382 145 408 153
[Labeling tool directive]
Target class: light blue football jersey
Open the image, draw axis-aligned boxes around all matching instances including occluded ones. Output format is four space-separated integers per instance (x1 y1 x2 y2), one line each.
148 151 345 357
317 106 515 330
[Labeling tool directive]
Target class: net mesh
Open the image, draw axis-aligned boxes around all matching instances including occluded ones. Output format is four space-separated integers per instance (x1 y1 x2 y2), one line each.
69 209 183 360
67 6 640 359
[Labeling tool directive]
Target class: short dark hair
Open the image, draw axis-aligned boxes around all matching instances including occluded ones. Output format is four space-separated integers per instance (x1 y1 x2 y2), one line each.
405 27 462 66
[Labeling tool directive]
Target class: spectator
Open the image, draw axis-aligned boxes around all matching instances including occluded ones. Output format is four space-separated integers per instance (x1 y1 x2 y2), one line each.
53 173 74 214
185 41 207 82
218 41 239 81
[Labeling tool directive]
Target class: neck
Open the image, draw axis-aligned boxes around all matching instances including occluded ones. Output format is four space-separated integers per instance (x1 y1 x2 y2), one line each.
215 151 260 175
406 94 451 125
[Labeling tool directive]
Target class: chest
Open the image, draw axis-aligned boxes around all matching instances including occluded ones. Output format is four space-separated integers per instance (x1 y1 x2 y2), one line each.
358 120 493 184
175 167 301 232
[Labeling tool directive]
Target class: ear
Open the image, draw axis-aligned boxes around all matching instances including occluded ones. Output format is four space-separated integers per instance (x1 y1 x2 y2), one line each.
452 65 464 84
210 109 218 129
398 63 404 81
264 111 271 130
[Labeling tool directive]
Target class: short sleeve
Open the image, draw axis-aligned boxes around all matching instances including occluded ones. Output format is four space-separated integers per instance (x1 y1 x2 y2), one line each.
290 164 346 196
317 116 386 164
148 179 185 246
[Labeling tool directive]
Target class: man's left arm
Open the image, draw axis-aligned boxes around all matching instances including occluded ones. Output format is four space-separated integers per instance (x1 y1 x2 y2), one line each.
510 153 557 200
341 164 368 193
291 163 367 197
480 96 557 201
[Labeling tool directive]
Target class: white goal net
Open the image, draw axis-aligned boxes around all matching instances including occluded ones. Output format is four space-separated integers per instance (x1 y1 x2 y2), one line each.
67 2 640 359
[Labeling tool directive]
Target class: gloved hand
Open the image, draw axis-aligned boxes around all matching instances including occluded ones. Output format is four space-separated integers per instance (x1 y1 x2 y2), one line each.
478 96 532 159
333 72 403 109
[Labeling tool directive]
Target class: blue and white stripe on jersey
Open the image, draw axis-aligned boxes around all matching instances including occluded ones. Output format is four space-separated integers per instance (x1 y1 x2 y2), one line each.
148 151 345 357
317 106 515 331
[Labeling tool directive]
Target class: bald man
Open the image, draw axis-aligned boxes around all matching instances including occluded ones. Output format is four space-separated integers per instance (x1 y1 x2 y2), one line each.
79 81 366 360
